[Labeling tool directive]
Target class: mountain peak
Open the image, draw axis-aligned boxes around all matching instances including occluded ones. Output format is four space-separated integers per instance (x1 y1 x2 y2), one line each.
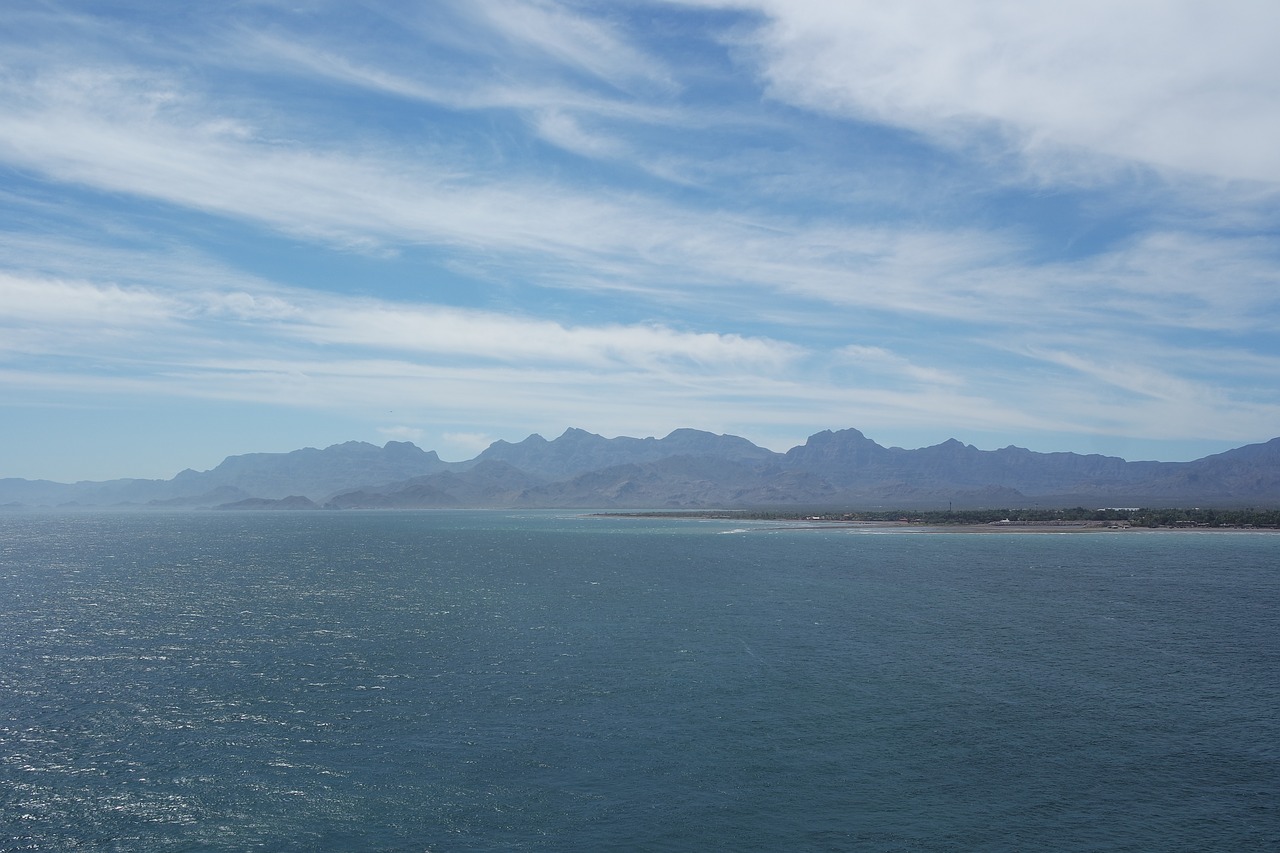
788 427 878 452
325 440 378 451
810 427 872 444
556 427 601 441
664 427 714 439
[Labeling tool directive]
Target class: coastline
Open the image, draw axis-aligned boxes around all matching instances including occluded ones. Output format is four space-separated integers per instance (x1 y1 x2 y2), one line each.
598 513 1279 534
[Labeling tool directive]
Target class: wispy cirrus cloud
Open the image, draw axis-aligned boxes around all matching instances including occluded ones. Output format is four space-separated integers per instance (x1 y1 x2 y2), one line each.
0 267 801 372
2 66 1274 346
833 344 964 388
466 0 678 93
7 26 1267 344
229 28 679 120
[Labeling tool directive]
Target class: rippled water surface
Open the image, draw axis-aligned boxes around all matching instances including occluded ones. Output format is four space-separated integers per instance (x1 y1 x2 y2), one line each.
2 511 1277 851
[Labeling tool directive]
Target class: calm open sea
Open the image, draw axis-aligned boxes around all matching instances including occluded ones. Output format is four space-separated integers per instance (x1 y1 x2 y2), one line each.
1 511 1277 851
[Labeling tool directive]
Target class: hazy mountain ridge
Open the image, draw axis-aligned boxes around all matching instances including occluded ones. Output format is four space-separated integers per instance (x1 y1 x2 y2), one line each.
474 427 777 480
0 441 455 508
3 429 1279 510
169 440 454 499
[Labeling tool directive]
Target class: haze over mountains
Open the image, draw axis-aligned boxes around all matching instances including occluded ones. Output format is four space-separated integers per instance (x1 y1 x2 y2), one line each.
3 427 1279 510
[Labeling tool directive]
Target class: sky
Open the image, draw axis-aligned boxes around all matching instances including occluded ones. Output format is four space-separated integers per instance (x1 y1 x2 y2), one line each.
3 0 1279 482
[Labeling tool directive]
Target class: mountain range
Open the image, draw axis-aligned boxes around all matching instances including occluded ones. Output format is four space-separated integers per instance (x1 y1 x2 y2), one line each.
3 427 1280 510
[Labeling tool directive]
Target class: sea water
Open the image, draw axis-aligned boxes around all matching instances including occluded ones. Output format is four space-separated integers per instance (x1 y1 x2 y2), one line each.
1 511 1276 851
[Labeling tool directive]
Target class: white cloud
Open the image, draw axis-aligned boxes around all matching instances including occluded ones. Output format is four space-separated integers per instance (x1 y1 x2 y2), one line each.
1022 348 1213 406
0 66 1025 324
228 29 684 169
4 312 1277 455
292 301 803 369
533 110 628 159
469 0 677 93
233 27 681 125
377 424 426 442
833 344 964 387
684 0 1280 184
0 67 692 265
441 431 496 455
0 271 175 327
0 253 804 392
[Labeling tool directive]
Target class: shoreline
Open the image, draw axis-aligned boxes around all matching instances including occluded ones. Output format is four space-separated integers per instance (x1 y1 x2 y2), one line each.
598 513 1278 534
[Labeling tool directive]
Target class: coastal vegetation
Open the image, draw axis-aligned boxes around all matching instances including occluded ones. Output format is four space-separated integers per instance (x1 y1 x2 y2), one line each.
610 507 1280 529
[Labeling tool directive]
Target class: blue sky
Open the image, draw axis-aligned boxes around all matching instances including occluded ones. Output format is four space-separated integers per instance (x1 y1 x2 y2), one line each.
3 0 1279 481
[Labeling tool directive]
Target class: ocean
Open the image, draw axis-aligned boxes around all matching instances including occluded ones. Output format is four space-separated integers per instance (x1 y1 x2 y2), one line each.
1 511 1277 851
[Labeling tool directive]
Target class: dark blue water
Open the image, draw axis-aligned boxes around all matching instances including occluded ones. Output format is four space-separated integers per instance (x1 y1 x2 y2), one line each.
1 511 1277 851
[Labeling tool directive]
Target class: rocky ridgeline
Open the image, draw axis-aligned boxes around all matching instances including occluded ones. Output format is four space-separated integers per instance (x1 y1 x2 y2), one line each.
2 429 1278 510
